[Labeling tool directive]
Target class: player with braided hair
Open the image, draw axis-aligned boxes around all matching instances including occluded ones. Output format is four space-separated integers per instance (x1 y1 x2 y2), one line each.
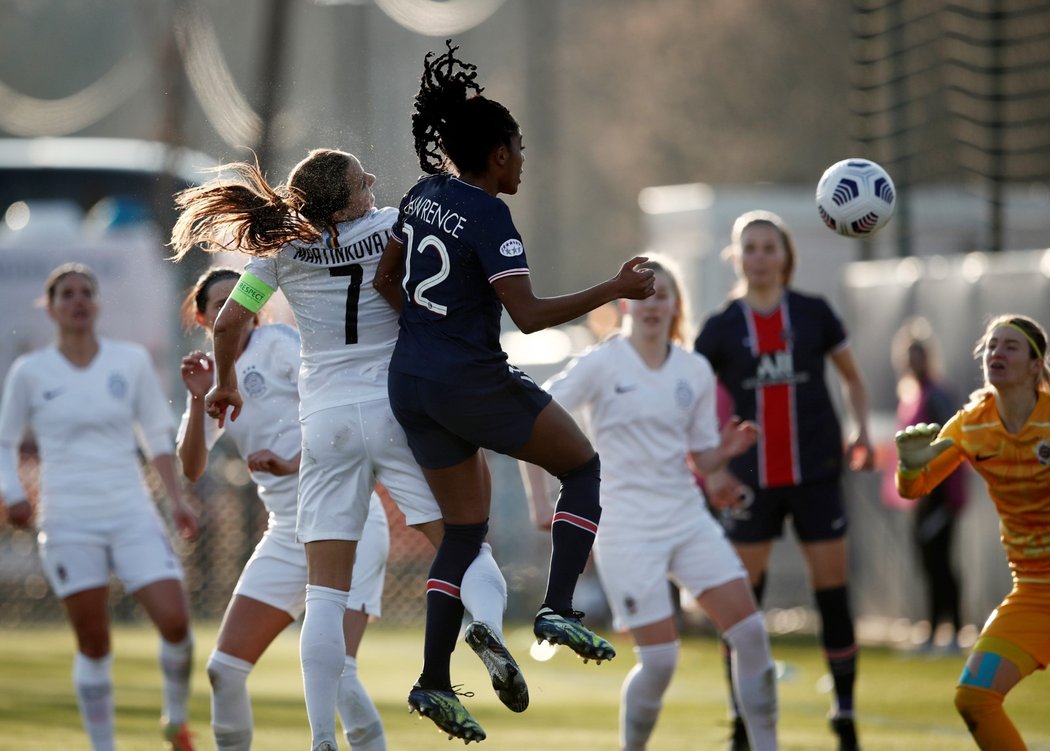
896 314 1050 751
375 40 656 742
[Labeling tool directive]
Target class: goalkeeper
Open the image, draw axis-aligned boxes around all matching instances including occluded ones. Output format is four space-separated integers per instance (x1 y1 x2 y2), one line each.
895 314 1050 751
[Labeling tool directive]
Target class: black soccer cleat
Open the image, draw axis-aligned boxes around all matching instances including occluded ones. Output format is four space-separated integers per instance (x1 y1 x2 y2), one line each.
464 621 529 712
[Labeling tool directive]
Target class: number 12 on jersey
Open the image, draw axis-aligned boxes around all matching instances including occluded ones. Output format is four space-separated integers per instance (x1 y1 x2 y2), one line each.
401 223 449 316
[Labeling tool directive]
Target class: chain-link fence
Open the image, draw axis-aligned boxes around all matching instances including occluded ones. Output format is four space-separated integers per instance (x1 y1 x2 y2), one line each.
0 443 554 629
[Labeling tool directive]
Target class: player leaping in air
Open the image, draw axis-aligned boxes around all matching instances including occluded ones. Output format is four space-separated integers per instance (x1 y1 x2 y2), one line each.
374 39 655 742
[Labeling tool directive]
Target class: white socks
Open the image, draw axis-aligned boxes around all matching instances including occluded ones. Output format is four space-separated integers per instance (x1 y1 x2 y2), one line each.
338 655 386 750
207 650 254 751
301 585 349 749
160 634 194 727
620 641 679 751
460 542 508 640
208 650 387 751
74 652 115 751
724 612 778 751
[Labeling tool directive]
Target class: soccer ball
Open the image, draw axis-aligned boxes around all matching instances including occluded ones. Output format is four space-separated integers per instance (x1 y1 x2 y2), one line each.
815 158 896 238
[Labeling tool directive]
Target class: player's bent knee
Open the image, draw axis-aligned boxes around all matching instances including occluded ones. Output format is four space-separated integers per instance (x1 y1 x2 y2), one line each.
954 684 1002 725
559 452 600 482
207 650 252 690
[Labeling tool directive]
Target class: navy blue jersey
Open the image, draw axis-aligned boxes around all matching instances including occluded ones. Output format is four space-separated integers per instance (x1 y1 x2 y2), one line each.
389 174 529 385
695 290 848 488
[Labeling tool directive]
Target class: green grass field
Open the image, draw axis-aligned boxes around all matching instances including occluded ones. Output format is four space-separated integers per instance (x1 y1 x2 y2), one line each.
1 622 1048 750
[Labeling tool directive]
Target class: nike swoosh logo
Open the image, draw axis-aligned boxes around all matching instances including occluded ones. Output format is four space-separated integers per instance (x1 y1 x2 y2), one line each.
43 388 64 401
613 385 637 394
975 453 997 462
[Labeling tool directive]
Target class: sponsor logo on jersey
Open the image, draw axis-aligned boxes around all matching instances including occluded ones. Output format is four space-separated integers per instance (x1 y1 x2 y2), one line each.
108 373 127 399
499 239 524 257
742 351 811 389
42 387 64 401
613 383 637 394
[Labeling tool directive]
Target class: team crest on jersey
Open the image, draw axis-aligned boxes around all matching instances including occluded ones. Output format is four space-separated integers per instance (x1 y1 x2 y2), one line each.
242 367 267 398
499 239 524 257
675 379 694 408
1035 439 1050 466
108 373 127 399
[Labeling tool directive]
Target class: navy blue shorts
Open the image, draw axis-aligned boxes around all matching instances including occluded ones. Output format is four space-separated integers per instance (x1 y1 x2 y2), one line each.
388 365 553 469
717 478 847 543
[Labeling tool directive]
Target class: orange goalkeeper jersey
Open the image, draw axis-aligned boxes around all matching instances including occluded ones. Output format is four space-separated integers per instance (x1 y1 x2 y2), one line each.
897 390 1050 583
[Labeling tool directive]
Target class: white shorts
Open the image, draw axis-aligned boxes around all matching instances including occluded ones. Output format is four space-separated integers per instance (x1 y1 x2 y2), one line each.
235 493 390 618
37 505 184 599
297 399 441 543
594 514 746 632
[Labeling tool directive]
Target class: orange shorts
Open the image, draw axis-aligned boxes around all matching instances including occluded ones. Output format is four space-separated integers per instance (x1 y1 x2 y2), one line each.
975 581 1050 670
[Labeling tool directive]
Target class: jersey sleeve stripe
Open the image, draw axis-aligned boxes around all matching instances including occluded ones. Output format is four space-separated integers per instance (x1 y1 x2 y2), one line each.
488 268 530 283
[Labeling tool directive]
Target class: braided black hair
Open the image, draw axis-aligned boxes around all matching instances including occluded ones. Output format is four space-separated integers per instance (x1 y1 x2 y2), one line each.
412 40 519 176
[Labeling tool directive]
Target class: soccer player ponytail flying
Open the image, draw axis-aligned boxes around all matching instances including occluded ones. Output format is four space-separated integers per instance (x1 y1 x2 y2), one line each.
170 149 355 259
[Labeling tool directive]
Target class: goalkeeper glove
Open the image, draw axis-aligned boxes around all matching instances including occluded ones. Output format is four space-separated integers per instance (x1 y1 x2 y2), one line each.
894 422 954 470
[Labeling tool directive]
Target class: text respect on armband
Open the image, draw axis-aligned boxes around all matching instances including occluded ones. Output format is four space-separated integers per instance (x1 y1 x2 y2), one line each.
231 272 275 313
405 196 466 238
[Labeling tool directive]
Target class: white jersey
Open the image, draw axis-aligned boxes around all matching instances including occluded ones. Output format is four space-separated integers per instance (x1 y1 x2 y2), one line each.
0 339 175 523
244 207 399 418
177 324 302 538
544 335 721 536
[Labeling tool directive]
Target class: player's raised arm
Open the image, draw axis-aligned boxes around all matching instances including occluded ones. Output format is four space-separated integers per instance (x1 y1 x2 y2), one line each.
495 256 655 334
206 294 257 426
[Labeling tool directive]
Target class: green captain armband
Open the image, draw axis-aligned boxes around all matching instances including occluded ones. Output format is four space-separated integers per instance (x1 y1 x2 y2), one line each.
231 272 274 313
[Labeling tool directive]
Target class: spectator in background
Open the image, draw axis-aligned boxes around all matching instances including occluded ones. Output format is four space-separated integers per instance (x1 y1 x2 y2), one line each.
887 317 966 652
0 263 199 751
895 313 1050 751
177 267 389 751
695 210 874 751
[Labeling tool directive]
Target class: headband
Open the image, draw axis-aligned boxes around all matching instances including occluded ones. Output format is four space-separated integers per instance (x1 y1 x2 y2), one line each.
1003 322 1046 360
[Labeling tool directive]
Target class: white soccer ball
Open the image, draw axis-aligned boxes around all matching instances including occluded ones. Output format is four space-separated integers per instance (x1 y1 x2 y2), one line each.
815 158 896 238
